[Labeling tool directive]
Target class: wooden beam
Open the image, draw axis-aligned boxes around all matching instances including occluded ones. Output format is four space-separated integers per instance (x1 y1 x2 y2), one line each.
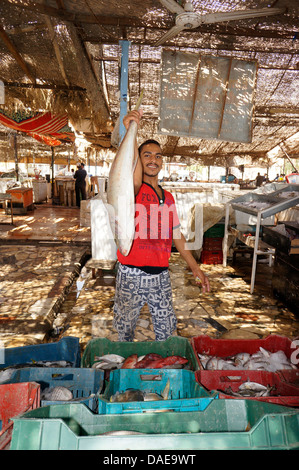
4 23 46 35
3 81 84 90
91 55 299 71
84 36 296 55
64 22 109 125
0 24 35 83
43 14 70 86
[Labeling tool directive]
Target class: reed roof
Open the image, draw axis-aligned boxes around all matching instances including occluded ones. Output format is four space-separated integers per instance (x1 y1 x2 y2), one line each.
0 0 298 167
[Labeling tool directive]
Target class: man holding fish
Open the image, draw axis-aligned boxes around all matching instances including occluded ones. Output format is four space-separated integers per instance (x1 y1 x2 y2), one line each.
109 108 210 342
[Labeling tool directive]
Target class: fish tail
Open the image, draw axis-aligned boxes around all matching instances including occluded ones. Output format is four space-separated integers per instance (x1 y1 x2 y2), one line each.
161 378 170 400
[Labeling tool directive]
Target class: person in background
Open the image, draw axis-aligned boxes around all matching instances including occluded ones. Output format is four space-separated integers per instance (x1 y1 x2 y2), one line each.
113 109 210 342
255 172 264 187
73 162 87 207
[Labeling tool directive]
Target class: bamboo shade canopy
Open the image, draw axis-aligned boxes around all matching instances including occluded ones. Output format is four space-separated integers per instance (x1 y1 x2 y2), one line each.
0 0 298 167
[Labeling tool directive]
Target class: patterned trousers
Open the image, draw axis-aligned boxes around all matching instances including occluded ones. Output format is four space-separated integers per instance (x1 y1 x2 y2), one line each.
113 264 177 342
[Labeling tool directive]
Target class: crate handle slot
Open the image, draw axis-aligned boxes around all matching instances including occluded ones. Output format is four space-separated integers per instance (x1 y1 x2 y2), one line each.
51 374 74 380
142 409 175 413
140 374 162 381
220 376 242 382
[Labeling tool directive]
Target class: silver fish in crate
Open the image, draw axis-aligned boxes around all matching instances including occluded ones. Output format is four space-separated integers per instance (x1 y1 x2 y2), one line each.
41 386 73 401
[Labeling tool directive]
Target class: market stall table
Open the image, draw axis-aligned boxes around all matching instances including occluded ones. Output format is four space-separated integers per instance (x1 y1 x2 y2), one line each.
223 184 299 293
5 187 33 214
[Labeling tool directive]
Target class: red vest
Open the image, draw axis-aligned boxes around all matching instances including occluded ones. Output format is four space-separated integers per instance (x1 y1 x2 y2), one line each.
117 182 180 267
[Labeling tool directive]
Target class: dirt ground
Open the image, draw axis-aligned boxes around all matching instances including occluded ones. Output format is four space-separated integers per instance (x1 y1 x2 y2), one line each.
0 204 298 353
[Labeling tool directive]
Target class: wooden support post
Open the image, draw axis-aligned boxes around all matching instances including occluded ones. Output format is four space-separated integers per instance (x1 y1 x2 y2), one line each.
13 133 19 182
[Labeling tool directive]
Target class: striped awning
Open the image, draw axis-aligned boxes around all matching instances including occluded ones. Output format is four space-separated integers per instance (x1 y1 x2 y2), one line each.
0 110 75 146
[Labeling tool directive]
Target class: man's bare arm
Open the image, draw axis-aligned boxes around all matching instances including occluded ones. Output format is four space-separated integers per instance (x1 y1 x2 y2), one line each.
173 228 210 293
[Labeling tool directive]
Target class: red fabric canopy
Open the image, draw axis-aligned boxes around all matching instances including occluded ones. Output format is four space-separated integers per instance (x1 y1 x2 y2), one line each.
0 111 75 146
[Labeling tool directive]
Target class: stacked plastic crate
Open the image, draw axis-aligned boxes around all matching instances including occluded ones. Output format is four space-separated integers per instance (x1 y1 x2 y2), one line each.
201 223 224 264
2 335 299 450
0 337 104 449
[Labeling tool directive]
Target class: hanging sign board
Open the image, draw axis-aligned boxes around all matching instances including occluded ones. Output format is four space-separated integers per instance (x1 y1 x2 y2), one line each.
158 50 257 143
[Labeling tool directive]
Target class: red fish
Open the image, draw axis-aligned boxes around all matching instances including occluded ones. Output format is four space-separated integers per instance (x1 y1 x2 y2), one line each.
146 355 188 369
135 353 163 369
121 354 138 369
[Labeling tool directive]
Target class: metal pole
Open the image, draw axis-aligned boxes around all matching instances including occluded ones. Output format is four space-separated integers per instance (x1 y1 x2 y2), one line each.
223 202 230 267
51 146 55 200
119 40 130 143
250 211 261 294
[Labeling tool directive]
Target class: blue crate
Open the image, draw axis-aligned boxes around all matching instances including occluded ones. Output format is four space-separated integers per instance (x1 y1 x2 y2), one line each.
0 337 81 369
98 368 218 414
1 367 104 412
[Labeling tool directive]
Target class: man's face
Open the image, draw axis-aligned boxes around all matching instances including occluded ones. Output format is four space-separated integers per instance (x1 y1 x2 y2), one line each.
140 143 163 178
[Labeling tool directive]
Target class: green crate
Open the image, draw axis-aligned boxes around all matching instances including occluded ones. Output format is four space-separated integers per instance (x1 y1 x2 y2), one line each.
10 401 299 450
81 336 199 371
98 369 218 414
203 223 225 238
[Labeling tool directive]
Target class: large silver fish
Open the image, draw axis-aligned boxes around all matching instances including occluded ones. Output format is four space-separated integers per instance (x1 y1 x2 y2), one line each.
107 92 143 256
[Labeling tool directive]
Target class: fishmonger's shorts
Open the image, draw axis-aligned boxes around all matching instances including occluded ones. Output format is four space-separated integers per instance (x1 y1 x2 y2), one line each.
113 264 177 342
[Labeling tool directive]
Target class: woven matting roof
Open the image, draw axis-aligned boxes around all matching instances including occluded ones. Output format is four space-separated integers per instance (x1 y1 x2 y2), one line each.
0 0 298 166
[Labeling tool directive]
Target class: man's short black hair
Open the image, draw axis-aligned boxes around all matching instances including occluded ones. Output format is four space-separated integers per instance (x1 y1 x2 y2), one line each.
138 139 161 156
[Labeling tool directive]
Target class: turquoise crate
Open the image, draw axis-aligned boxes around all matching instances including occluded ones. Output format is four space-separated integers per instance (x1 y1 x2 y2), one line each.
0 368 104 412
0 337 81 369
81 336 198 371
10 401 299 450
98 369 218 414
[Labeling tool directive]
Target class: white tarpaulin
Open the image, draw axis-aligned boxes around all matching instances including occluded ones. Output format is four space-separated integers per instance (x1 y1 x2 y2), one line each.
158 50 257 143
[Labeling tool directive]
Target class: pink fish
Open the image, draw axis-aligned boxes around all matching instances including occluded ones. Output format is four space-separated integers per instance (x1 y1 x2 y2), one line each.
146 355 188 369
121 354 138 369
135 353 163 369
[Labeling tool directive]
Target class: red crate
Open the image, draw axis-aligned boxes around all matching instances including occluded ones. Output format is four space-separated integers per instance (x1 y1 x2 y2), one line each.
0 382 40 450
191 334 299 370
202 237 223 251
278 370 299 386
195 370 299 407
200 249 223 264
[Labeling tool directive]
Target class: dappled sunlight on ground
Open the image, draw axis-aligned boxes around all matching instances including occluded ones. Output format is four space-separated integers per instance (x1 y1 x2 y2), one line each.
0 205 298 350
